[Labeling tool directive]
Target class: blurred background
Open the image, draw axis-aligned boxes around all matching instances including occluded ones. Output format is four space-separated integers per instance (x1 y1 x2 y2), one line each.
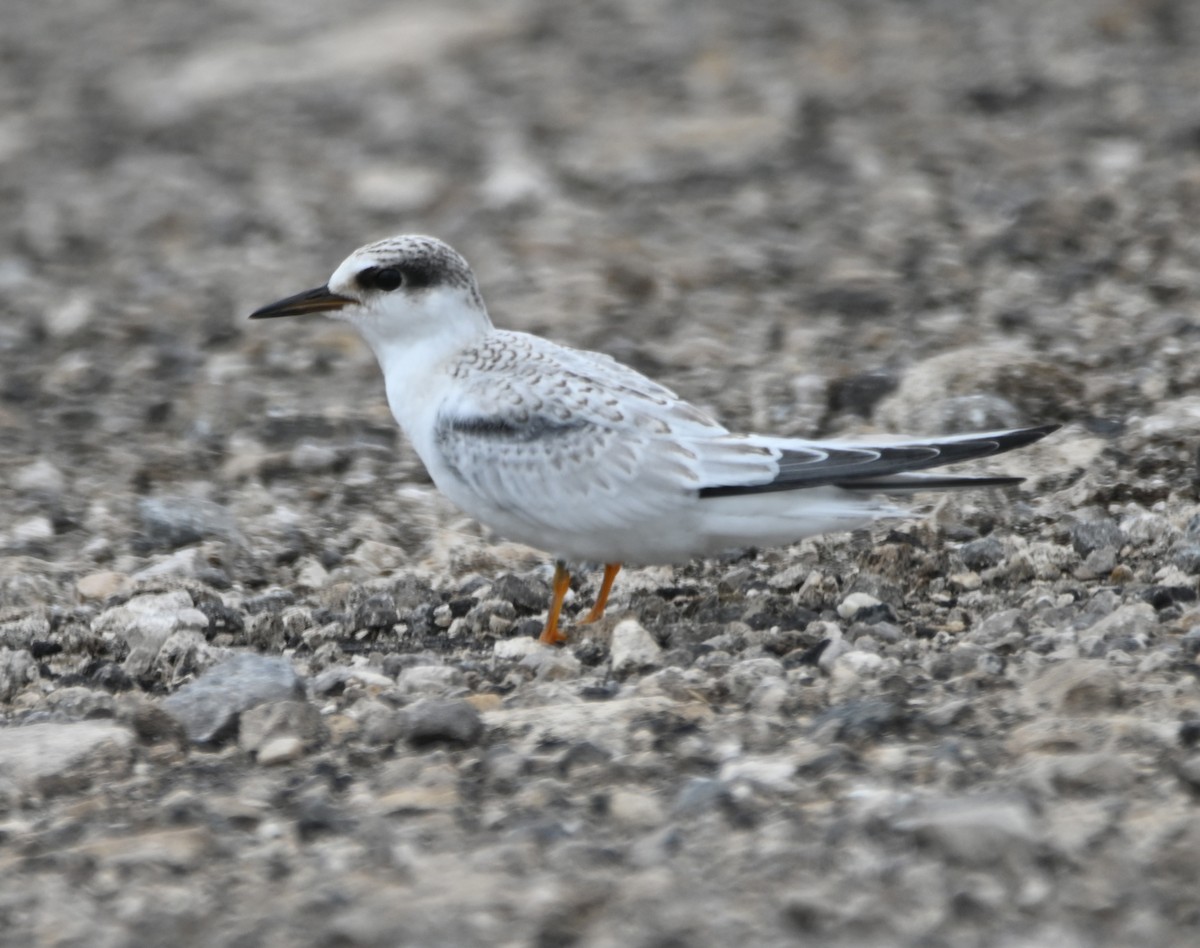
3 1 1200 945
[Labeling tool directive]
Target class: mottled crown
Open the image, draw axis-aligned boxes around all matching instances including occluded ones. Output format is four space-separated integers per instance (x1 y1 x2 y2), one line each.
344 235 483 309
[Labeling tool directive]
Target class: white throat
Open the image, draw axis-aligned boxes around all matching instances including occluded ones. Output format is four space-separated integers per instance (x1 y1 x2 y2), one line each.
346 287 492 438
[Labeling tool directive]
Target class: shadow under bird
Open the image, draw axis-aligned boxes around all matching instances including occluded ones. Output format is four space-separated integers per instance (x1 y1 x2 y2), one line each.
251 235 1057 644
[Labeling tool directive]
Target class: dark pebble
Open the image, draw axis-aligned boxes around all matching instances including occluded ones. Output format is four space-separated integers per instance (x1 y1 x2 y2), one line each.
1071 519 1124 558
404 698 483 746
958 535 1005 571
489 573 549 614
354 594 399 632
162 653 305 744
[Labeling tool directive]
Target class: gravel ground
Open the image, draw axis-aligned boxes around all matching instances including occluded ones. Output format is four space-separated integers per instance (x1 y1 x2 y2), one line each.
3 0 1200 945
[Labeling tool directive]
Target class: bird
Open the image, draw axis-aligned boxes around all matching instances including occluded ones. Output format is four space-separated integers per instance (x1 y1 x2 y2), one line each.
250 235 1057 645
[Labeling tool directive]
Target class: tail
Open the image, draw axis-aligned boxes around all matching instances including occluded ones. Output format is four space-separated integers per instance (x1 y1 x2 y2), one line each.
698 424 1059 498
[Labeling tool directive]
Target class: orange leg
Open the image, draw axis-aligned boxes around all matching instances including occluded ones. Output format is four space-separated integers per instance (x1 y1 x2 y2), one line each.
580 563 622 624
538 561 572 645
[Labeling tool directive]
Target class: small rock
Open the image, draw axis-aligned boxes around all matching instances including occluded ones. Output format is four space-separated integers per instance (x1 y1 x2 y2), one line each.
11 516 53 546
134 496 240 553
1027 660 1122 714
520 649 583 680
1071 518 1125 557
238 700 327 755
344 540 407 574
722 657 786 703
494 637 546 660
1082 602 1156 645
162 653 305 743
607 787 666 830
255 736 306 766
377 784 461 814
1035 752 1135 794
0 648 37 703
489 573 549 613
610 619 662 675
959 535 1006 570
892 797 1037 866
0 721 135 797
405 698 483 746
812 697 904 743
969 608 1028 645
396 663 465 696
93 591 212 678
310 665 395 695
356 701 407 746
672 777 727 817
719 756 797 792
354 593 400 633
837 592 882 621
12 459 67 495
75 570 132 601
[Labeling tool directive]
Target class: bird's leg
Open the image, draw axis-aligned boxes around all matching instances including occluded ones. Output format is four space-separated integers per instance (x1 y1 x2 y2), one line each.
539 560 572 645
580 563 622 624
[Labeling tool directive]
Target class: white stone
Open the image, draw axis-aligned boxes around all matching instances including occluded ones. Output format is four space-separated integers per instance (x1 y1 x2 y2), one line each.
610 619 662 675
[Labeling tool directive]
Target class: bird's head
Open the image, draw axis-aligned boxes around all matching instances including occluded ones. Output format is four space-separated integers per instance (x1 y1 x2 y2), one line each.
250 235 490 349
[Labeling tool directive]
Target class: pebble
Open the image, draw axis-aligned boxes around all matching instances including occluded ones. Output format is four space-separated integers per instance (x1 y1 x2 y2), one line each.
396 663 465 696
12 459 67 495
607 787 666 830
0 648 37 703
255 736 306 766
93 591 212 678
404 698 483 746
836 592 882 621
891 796 1038 866
610 619 663 675
238 700 328 755
161 653 306 743
0 721 135 797
134 496 240 553
1026 660 1122 714
75 570 132 601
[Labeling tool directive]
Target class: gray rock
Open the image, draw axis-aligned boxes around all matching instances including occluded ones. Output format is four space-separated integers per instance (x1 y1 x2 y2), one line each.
959 535 1006 570
892 797 1038 866
0 721 135 797
93 591 211 678
395 663 465 696
161 653 305 743
672 777 727 817
404 697 483 746
134 496 241 553
1181 627 1200 659
722 657 786 703
969 608 1029 645
1027 660 1122 714
238 699 328 756
1071 518 1125 557
0 648 37 703
488 573 549 613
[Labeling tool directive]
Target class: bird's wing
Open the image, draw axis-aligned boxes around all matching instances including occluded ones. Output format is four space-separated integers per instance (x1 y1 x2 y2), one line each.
432 332 775 535
697 425 1059 497
434 332 1057 536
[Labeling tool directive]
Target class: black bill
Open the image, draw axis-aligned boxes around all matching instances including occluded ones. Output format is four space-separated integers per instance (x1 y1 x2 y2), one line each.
249 285 355 319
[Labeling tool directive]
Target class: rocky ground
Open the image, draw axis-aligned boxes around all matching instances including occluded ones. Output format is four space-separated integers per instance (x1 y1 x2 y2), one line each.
3 0 1200 945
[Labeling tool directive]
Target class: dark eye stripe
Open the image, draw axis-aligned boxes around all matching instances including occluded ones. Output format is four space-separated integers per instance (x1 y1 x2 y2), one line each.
355 267 404 292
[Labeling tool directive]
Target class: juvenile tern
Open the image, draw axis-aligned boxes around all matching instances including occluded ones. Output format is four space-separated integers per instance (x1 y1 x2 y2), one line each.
251 235 1056 644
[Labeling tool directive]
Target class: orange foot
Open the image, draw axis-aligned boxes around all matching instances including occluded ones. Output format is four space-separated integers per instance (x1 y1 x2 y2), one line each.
537 562 623 644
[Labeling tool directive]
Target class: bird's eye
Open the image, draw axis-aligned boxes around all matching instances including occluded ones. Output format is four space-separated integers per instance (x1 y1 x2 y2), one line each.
357 267 404 292
373 267 403 291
